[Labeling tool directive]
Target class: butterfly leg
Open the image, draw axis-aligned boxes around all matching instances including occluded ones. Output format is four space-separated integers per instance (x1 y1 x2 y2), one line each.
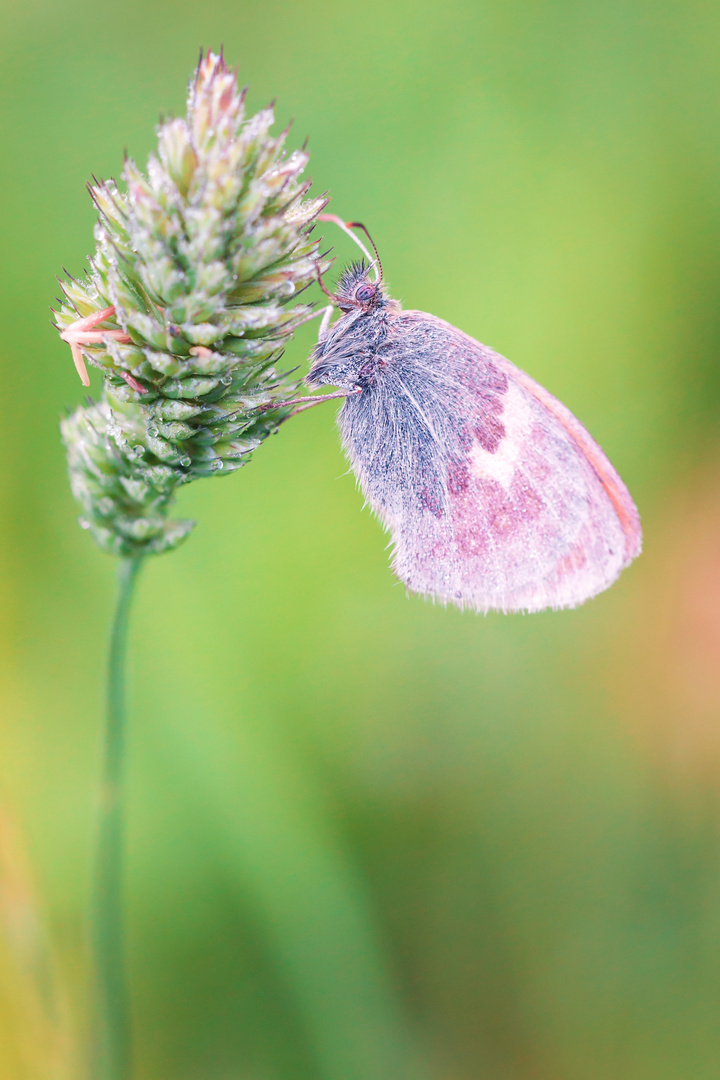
261 386 362 420
287 387 361 416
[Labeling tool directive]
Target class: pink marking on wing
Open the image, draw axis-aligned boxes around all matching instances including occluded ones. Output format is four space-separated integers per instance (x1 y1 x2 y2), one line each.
556 542 589 577
474 413 505 453
514 370 642 562
447 461 470 496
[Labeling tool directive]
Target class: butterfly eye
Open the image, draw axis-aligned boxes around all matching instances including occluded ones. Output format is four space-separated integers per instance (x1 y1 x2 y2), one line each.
355 283 376 303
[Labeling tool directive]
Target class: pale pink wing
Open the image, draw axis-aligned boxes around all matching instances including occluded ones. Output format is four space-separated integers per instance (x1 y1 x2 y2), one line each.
340 312 641 613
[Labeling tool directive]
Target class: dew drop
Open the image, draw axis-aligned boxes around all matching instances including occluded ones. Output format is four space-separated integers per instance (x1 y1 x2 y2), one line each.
179 456 191 467
147 425 159 437
210 459 224 471
132 445 145 458
220 374 233 386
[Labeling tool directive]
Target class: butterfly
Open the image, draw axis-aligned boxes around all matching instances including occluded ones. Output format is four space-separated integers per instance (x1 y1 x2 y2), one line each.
302 215 642 613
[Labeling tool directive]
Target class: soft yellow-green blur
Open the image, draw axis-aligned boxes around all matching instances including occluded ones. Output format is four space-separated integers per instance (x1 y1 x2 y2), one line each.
1 1 720 1077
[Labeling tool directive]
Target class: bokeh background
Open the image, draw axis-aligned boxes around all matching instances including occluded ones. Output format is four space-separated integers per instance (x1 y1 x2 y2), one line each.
2 1 720 1077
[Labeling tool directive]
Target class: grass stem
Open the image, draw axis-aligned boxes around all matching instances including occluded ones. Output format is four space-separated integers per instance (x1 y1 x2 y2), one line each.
93 555 143 1080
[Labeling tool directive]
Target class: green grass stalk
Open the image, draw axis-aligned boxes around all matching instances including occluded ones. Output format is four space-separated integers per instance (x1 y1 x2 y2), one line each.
93 556 143 1080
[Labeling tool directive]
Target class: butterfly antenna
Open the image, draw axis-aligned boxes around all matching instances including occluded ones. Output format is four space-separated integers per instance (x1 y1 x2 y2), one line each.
318 213 381 282
346 222 383 283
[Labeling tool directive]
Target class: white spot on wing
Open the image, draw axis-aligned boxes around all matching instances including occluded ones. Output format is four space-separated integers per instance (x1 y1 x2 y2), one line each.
467 380 531 488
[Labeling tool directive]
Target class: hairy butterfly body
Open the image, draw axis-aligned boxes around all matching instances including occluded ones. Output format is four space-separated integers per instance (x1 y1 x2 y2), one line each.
308 219 641 613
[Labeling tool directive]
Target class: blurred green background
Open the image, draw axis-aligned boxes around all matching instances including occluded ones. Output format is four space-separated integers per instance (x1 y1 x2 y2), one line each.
2 1 720 1077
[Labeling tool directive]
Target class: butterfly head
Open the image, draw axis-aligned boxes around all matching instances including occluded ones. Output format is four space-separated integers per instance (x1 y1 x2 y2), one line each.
334 260 387 313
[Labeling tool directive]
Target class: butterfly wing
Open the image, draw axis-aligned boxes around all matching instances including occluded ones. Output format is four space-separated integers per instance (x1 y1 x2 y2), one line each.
337 311 641 613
